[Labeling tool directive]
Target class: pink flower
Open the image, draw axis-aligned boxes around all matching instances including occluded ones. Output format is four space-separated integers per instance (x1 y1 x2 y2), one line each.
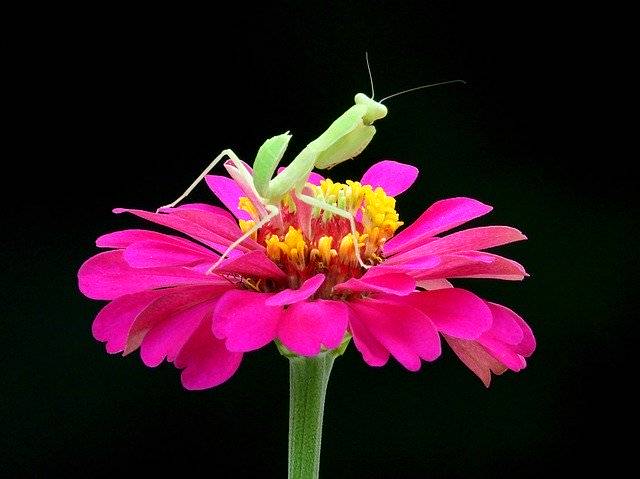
78 160 535 390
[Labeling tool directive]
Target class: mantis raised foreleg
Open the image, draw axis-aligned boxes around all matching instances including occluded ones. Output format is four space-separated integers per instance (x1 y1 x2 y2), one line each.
157 149 255 212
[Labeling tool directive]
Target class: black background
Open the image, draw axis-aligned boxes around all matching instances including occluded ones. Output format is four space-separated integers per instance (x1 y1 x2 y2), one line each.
3 2 636 477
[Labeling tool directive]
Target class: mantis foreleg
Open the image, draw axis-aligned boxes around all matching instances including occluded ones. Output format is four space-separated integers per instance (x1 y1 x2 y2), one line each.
206 204 281 273
295 192 369 269
158 149 249 211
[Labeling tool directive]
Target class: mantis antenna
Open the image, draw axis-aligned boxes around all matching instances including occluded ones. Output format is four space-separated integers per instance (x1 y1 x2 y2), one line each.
363 53 465 102
365 51 375 99
379 80 467 103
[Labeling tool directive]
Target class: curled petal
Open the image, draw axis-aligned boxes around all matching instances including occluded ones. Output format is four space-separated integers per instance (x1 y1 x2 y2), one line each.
445 335 507 387
483 302 524 345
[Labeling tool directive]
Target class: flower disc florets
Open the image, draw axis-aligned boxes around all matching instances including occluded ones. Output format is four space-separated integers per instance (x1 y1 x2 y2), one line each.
236 179 402 298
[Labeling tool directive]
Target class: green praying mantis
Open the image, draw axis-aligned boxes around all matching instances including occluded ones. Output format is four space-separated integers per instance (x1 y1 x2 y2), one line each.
158 59 465 271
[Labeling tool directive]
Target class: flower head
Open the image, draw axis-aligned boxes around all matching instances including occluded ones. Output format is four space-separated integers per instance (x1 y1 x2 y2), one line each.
79 159 535 389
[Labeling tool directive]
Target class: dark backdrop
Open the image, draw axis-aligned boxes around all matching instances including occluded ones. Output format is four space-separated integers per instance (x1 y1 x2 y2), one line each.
3 2 635 477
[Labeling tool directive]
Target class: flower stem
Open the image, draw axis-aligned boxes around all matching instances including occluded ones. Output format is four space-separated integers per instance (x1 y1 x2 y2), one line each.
288 352 335 479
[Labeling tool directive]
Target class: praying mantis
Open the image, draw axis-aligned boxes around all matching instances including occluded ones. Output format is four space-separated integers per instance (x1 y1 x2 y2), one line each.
158 60 465 271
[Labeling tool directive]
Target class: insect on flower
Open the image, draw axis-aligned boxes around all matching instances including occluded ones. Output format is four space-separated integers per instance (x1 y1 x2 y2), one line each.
157 54 465 270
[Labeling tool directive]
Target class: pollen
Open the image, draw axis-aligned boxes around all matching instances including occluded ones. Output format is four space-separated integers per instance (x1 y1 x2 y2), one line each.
238 196 260 220
239 219 257 240
310 235 338 266
266 226 308 269
361 186 403 243
337 233 366 265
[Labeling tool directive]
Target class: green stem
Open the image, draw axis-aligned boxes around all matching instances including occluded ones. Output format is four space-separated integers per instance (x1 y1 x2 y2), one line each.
288 352 335 479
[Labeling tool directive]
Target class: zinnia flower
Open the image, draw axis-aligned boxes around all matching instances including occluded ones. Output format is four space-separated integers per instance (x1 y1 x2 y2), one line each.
78 159 535 390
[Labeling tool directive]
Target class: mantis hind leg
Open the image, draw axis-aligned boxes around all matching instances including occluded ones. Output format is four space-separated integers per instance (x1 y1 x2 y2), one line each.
207 204 280 274
295 192 370 269
157 148 247 211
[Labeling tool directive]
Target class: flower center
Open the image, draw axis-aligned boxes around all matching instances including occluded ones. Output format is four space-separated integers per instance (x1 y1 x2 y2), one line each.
237 179 402 298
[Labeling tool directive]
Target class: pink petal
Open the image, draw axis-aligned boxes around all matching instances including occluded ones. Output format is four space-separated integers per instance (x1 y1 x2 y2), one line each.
170 203 237 219
205 175 251 220
333 267 416 296
277 167 324 185
390 226 526 262
445 335 507 387
383 198 493 255
399 252 527 282
348 306 390 367
175 312 243 390
113 207 257 254
349 298 441 371
92 289 169 353
124 240 217 268
96 229 180 248
212 251 286 279
479 336 527 371
78 250 222 300
496 303 536 358
212 290 281 352
278 300 348 356
408 289 492 339
265 274 325 306
509 309 536 357
165 207 260 250
140 301 216 366
429 252 527 281
484 302 524 345
360 160 419 196
123 285 229 356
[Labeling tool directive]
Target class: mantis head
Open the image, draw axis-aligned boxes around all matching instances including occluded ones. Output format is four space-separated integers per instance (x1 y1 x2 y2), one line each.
354 93 388 125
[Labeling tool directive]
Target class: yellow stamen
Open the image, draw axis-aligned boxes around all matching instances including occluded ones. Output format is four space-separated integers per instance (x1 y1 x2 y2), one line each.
238 219 257 240
238 197 259 220
240 177 402 273
265 226 308 269
362 186 403 242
